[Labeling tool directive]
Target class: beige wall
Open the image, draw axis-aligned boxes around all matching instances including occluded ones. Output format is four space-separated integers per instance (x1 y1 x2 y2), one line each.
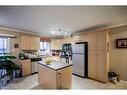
110 25 127 81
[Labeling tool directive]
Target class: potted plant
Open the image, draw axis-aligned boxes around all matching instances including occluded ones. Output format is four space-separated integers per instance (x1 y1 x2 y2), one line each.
0 54 19 86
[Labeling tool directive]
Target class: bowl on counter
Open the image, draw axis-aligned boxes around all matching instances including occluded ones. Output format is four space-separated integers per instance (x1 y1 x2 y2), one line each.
45 59 52 65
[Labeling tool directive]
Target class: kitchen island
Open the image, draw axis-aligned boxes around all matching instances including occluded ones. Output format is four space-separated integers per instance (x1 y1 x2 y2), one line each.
37 60 72 89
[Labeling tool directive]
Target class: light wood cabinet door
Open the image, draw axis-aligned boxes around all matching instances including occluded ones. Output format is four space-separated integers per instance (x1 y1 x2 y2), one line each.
21 35 40 50
57 66 72 89
21 59 31 76
72 35 80 43
38 64 57 89
38 63 72 89
51 39 61 50
88 31 109 82
88 50 97 79
30 37 40 50
96 31 107 50
21 36 30 50
88 32 96 50
96 50 107 82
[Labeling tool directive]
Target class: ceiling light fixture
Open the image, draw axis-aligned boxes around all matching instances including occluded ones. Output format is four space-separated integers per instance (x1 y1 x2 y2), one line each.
51 28 68 36
51 31 56 34
64 32 67 35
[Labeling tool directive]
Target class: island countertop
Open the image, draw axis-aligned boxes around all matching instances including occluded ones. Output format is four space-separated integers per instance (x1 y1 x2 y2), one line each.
37 61 73 71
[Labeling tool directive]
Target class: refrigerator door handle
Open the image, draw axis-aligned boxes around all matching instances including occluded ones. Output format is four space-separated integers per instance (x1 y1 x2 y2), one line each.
71 54 73 60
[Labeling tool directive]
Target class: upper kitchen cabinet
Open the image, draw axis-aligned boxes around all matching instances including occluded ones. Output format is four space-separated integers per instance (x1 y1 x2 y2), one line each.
72 34 88 43
96 31 107 50
88 30 108 50
30 36 40 50
51 38 62 50
87 32 97 50
62 36 73 44
21 35 31 50
21 35 40 50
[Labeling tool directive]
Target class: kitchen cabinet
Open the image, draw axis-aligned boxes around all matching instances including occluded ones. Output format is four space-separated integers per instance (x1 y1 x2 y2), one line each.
51 39 62 50
88 31 107 50
61 36 73 44
72 35 87 43
21 35 30 50
88 50 96 79
88 30 109 82
30 36 40 50
56 67 72 89
96 31 107 50
88 32 96 50
38 61 72 89
96 50 107 82
21 59 31 76
21 35 40 50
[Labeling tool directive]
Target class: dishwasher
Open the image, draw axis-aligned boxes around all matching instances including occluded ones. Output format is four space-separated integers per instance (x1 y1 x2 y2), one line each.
31 58 42 74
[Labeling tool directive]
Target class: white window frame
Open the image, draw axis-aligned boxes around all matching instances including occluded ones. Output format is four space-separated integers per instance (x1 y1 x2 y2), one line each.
0 37 10 54
40 41 51 51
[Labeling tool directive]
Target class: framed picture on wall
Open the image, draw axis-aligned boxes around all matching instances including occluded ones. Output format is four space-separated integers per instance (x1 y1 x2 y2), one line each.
116 38 127 48
14 43 19 48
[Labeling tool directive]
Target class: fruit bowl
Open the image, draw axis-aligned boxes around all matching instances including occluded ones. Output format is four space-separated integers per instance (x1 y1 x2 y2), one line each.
45 59 52 65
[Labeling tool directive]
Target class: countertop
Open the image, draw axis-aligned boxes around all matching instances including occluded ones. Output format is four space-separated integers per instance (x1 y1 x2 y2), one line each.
20 57 42 60
20 55 59 60
37 60 72 71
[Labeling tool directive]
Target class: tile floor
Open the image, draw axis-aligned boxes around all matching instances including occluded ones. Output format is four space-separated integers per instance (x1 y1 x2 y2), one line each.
1 74 127 89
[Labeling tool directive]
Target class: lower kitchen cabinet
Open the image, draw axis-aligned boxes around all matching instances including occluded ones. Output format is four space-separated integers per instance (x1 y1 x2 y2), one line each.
88 50 97 79
56 67 72 89
38 63 72 89
21 59 31 76
96 50 107 82
88 49 108 82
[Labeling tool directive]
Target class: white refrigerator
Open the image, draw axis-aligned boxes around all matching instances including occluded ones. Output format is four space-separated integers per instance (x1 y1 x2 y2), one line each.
72 42 88 78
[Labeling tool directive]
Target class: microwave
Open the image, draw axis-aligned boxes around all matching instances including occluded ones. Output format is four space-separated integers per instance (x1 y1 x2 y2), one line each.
62 43 71 51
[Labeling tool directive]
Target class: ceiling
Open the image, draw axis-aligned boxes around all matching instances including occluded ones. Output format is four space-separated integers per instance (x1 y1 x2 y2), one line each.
0 6 127 36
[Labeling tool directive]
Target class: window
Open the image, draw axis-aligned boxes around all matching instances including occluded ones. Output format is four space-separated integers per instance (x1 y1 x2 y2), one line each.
0 37 10 54
40 41 51 51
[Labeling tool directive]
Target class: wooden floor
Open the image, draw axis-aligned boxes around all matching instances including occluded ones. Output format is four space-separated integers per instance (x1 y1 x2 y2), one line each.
1 74 127 89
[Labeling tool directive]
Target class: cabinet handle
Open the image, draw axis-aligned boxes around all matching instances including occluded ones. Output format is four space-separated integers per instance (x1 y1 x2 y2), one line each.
57 72 62 89
58 72 61 75
107 42 109 52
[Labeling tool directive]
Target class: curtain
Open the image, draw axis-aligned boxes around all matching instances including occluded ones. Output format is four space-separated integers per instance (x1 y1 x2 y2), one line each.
40 37 51 42
40 37 51 51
